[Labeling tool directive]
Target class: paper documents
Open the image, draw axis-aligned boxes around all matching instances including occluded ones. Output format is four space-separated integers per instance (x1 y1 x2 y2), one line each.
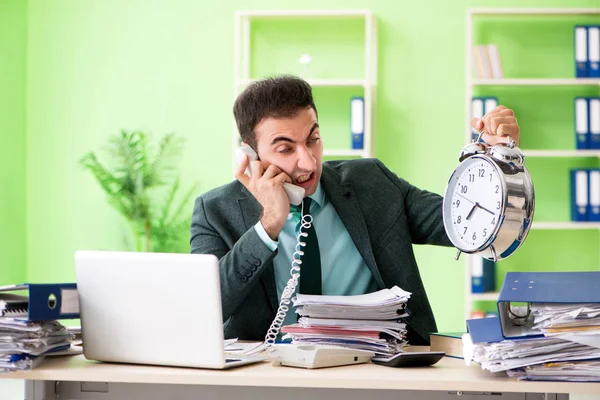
282 286 411 356
0 319 75 372
471 302 600 381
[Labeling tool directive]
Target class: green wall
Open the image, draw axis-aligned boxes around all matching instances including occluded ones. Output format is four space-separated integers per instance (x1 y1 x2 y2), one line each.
0 0 27 285
16 0 600 332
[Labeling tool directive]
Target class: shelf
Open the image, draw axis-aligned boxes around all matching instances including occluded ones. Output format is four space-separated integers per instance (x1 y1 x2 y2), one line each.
323 149 367 157
236 10 372 18
238 79 367 88
532 221 600 230
471 78 600 86
524 150 600 158
468 8 600 16
470 292 499 301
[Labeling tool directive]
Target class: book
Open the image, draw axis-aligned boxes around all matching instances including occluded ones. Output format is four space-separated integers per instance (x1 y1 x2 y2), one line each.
429 332 465 359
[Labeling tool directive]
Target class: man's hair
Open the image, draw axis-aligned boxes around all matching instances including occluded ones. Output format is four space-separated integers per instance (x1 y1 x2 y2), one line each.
233 75 318 150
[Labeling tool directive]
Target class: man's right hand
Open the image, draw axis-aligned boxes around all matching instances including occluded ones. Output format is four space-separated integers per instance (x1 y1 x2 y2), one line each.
235 153 291 240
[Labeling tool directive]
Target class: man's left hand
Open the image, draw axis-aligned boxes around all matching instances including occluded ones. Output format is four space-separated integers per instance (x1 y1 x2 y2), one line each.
471 105 520 146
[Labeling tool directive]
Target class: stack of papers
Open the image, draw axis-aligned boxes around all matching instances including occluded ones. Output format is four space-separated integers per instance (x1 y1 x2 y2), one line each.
472 336 600 373
0 319 74 372
507 361 600 382
470 302 600 382
281 286 410 356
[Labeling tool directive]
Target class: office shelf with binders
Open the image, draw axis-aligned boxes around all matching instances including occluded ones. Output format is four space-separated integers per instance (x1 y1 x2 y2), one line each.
232 10 378 174
465 8 600 321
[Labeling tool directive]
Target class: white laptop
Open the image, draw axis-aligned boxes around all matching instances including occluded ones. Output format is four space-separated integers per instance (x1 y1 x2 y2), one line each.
74 250 266 369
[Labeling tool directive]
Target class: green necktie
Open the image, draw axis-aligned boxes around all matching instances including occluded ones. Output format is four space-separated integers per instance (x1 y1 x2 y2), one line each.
291 197 322 295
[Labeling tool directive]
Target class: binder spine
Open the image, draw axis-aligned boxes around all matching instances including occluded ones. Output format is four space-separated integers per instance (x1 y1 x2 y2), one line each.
575 26 589 78
589 169 600 222
575 97 589 150
590 97 600 150
588 26 600 78
350 97 364 150
28 284 79 321
471 97 484 142
571 169 589 221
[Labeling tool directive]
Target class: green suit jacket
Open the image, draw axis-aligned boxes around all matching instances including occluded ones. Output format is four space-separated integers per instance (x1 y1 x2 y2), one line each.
190 158 453 345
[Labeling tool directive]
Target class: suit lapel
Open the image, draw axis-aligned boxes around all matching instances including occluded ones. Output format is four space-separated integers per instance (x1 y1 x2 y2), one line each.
321 165 385 288
237 191 278 314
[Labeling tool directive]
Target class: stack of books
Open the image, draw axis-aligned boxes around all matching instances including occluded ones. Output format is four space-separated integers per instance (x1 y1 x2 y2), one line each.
280 286 410 357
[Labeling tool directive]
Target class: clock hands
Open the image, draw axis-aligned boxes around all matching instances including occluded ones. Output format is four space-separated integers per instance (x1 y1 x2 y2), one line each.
476 203 495 216
456 193 474 204
466 204 477 221
465 202 495 221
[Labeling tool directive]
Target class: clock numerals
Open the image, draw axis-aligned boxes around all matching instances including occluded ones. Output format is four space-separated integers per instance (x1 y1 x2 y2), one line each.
447 160 504 251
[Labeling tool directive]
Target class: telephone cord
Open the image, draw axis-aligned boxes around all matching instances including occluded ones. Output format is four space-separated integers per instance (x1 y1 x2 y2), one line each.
264 209 313 347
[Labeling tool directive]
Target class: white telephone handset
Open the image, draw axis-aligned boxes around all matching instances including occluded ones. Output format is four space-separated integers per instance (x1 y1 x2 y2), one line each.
235 145 305 206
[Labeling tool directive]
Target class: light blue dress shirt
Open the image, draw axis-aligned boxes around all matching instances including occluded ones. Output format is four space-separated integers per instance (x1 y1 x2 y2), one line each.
254 183 378 327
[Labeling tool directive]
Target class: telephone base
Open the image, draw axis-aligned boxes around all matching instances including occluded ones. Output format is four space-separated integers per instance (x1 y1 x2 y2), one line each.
268 344 374 369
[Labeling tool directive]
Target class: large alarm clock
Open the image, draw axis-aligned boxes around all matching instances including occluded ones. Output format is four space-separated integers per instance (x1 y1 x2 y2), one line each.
442 134 535 262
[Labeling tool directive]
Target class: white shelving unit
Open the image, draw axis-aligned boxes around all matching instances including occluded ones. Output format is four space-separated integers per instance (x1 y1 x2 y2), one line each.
464 8 600 320
232 10 378 170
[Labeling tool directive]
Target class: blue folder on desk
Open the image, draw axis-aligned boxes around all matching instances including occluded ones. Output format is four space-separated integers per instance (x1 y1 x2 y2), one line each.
0 283 79 321
496 271 600 339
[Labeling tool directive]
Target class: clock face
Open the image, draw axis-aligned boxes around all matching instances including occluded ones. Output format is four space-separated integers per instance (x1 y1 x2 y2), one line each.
443 156 505 253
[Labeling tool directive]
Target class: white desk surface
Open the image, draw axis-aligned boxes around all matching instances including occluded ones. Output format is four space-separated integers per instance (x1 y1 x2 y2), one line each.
2 352 600 395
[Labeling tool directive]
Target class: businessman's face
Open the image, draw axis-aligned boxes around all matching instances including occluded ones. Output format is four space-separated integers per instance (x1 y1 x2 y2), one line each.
254 107 323 197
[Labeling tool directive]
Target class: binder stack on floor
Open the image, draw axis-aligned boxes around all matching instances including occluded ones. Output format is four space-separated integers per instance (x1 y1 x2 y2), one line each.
465 272 600 382
0 283 80 372
280 286 410 357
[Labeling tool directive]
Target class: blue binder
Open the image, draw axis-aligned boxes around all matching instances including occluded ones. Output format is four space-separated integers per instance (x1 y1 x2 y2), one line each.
589 168 600 221
589 25 599 78
0 283 79 321
350 97 364 150
466 317 504 344
575 25 589 78
496 271 600 339
590 97 600 149
471 257 496 293
575 97 589 150
571 169 588 221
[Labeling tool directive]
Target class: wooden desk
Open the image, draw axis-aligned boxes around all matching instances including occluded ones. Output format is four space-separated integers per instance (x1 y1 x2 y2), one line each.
2 353 599 400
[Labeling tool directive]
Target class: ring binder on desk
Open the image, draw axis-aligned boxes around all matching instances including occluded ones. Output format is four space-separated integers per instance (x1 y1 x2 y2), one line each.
496 271 600 339
0 283 79 321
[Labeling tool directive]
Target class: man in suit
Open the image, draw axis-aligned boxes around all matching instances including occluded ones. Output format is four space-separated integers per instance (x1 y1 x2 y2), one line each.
190 75 520 345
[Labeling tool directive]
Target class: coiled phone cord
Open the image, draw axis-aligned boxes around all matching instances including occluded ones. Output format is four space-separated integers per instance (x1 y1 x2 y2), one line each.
264 205 313 347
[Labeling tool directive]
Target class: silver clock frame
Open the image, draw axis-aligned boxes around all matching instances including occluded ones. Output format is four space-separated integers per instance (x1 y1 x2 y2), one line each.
442 144 535 262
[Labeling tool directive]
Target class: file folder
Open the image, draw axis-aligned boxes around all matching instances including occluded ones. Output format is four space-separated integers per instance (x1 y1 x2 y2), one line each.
589 26 600 78
575 97 589 150
571 169 588 221
590 97 600 149
496 271 600 339
471 97 484 142
471 256 495 293
466 317 504 344
589 168 600 221
350 97 364 150
0 283 79 321
575 26 589 78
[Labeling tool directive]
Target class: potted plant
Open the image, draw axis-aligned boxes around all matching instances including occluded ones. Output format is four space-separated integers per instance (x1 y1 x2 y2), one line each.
80 130 197 253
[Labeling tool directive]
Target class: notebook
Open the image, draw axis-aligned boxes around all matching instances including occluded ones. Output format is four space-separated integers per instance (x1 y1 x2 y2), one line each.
74 250 265 369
